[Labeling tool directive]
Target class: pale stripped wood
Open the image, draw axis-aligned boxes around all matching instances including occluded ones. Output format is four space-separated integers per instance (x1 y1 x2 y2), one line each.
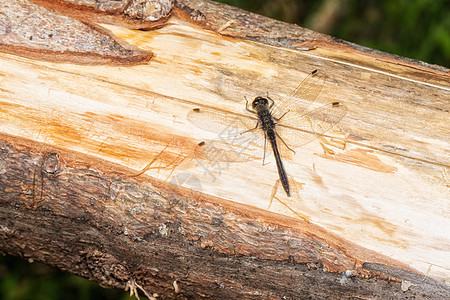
0 19 448 283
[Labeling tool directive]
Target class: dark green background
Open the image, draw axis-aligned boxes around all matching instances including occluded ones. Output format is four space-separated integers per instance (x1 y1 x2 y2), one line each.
217 0 449 67
1 1 448 300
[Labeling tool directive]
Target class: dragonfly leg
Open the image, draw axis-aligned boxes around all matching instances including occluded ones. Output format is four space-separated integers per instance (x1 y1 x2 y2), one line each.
273 109 290 121
275 131 296 154
267 93 275 109
245 96 257 114
241 121 259 134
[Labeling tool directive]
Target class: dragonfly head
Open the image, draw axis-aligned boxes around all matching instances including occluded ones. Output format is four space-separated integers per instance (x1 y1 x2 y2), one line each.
252 96 269 110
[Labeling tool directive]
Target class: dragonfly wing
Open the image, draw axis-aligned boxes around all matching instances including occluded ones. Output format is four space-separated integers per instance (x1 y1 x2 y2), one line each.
193 131 265 163
271 70 325 120
187 107 258 136
276 102 347 149
188 107 265 162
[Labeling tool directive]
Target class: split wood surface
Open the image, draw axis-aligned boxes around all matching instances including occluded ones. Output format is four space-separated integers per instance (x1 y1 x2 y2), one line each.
0 0 449 298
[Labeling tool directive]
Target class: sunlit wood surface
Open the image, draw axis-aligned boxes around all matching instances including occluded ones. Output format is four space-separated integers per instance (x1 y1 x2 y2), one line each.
1 14 449 286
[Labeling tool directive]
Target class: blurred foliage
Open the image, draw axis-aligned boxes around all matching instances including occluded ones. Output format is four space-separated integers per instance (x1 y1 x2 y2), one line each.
0 1 448 300
0 255 134 300
216 0 450 67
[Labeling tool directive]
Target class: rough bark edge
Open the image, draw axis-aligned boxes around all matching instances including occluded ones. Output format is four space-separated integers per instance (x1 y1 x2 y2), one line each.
1 133 449 298
0 41 151 66
173 0 449 76
0 0 152 65
30 0 173 30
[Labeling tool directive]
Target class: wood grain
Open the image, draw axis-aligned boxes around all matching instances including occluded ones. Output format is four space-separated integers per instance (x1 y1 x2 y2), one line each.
2 133 448 298
0 0 153 64
0 0 449 297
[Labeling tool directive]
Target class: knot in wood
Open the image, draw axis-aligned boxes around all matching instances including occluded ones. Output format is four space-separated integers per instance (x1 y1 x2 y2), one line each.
124 0 173 22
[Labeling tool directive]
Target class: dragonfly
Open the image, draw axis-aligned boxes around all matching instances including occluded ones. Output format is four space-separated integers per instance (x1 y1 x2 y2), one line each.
187 70 347 197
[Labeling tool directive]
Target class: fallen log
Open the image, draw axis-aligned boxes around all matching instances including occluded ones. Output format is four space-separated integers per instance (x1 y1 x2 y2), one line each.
0 0 449 298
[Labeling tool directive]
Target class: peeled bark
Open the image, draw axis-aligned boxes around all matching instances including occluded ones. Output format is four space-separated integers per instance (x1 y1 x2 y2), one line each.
0 0 449 298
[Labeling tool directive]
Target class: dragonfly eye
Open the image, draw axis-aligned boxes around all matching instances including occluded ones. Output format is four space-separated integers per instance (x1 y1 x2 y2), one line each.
252 97 269 109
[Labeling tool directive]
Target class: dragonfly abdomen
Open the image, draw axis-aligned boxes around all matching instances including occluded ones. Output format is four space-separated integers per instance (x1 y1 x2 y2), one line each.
267 128 290 196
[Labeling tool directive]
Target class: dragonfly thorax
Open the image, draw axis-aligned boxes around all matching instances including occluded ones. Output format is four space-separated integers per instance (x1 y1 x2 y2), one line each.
252 96 270 111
